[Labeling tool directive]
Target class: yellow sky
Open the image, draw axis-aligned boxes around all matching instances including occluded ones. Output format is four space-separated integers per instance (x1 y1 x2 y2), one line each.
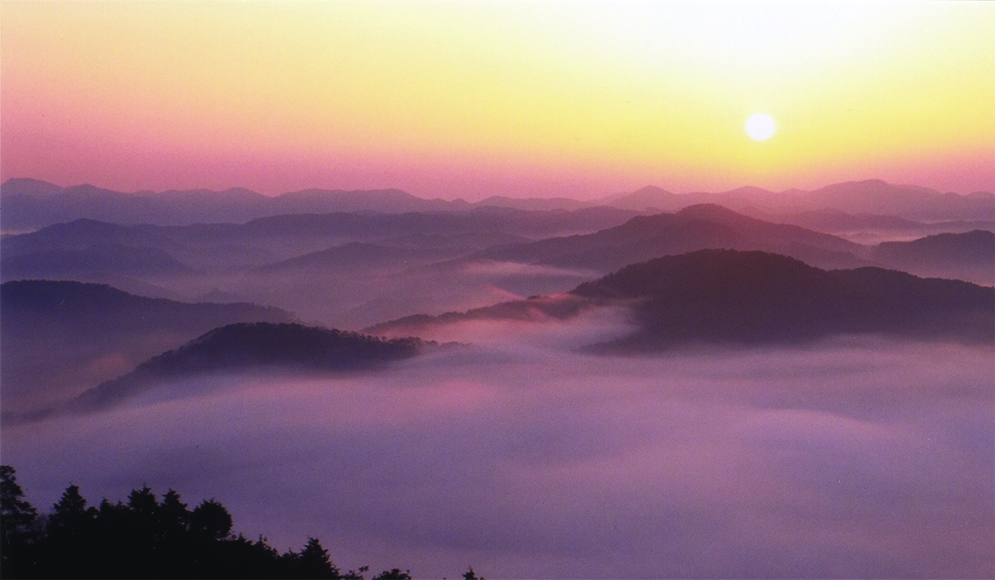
2 1 993 197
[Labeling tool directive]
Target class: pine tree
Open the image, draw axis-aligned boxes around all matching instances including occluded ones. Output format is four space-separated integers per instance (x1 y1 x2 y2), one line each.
0 465 40 577
298 536 340 579
191 499 233 540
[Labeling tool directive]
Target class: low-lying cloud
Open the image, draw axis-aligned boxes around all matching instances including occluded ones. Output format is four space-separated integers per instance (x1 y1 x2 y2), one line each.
3 328 992 578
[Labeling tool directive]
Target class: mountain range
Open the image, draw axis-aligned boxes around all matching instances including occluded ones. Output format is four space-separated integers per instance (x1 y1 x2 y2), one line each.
467 203 868 273
371 249 995 351
0 280 296 412
4 178 991 230
3 202 990 331
601 180 994 221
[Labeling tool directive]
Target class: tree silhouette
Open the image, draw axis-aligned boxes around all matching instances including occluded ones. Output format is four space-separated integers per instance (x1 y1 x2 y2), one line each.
1 465 39 578
1 465 38 537
294 537 340 579
50 484 95 531
373 568 412 580
0 465 457 579
191 499 233 541
160 488 191 537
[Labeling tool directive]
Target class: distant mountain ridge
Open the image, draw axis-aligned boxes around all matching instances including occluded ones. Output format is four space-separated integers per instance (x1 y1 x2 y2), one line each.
1 280 298 413
1 243 194 279
4 178 991 230
1 280 294 332
469 203 868 273
870 230 994 285
599 179 994 221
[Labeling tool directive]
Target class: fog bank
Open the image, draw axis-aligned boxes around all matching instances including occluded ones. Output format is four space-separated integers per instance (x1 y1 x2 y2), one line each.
3 337 992 578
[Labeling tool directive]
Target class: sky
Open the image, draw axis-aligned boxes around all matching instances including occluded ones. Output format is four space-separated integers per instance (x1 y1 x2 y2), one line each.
2 1 994 199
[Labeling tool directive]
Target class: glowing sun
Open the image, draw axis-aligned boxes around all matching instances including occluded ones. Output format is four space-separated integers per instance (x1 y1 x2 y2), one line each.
745 113 776 141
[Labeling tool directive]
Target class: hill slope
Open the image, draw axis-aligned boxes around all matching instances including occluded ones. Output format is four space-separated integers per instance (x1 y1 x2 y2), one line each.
471 204 867 272
1 280 297 410
371 250 993 351
70 322 433 411
871 230 994 285
572 250 994 350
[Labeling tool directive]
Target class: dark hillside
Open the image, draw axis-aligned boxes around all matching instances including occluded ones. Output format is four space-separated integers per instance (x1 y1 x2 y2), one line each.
70 322 432 411
1 281 297 412
572 249 994 350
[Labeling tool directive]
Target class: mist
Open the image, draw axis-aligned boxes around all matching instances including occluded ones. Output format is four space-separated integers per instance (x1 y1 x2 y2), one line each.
4 318 991 578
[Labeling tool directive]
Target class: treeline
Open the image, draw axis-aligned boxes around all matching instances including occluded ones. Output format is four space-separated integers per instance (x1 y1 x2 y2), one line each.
0 466 482 579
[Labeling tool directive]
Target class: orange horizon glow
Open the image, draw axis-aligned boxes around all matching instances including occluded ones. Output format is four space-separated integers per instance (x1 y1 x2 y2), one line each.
2 1 993 199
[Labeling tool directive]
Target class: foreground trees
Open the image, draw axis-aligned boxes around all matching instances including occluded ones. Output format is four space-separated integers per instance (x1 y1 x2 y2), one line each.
0 466 441 579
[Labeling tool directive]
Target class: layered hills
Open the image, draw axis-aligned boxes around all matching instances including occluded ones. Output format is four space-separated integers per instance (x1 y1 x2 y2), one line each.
372 250 995 351
4 178 991 230
601 179 994 221
0 280 296 410
469 203 867 272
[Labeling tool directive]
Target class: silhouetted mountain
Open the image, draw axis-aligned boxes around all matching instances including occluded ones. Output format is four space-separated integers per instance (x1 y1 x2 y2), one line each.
871 230 995 285
746 208 992 234
803 180 993 220
1 179 615 230
1 180 272 229
598 186 683 211
71 323 434 411
251 242 464 274
370 250 993 350
384 231 529 251
1 280 296 412
271 187 466 214
601 179 994 221
3 208 639 274
1 280 293 333
2 218 183 259
470 204 867 273
9 178 988 230
2 243 194 279
474 195 588 211
571 250 994 351
365 294 592 336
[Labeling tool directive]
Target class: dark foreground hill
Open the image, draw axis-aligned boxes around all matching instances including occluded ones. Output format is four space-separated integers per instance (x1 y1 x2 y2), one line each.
69 323 435 413
572 249 994 351
371 250 994 351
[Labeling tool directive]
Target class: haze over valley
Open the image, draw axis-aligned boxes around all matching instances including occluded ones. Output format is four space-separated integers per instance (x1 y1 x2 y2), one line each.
2 1 994 577
2 176 993 578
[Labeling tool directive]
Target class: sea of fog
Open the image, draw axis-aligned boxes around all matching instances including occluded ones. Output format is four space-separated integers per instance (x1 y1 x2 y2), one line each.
3 320 992 578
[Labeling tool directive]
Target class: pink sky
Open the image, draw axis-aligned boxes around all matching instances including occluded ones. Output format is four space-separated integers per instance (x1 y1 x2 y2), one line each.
2 1 993 199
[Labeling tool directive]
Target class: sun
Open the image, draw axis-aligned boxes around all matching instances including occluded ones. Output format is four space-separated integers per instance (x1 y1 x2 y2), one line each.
745 113 776 141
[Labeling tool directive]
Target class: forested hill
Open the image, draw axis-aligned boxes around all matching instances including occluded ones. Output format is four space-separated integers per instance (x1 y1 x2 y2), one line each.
71 323 435 412
571 249 995 350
